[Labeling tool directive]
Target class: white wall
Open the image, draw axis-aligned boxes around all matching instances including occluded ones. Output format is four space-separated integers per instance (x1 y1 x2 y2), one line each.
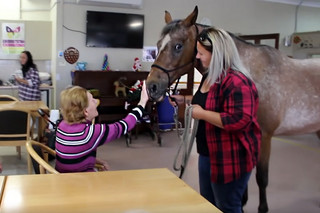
0 0 319 107
52 0 320 106
58 0 320 70
20 0 51 21
0 0 20 20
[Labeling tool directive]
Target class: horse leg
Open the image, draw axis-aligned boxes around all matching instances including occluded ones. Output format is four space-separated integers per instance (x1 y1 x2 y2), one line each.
256 133 272 213
241 186 248 212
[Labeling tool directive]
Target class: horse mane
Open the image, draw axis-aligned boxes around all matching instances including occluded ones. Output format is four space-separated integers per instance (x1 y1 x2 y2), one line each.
161 20 181 36
162 20 210 36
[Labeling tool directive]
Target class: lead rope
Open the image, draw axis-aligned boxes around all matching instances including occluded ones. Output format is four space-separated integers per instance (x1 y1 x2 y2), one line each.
173 105 199 178
173 105 183 139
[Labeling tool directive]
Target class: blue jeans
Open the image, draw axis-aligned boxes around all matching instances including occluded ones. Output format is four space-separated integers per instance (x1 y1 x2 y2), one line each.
211 171 251 213
198 155 251 212
198 155 215 204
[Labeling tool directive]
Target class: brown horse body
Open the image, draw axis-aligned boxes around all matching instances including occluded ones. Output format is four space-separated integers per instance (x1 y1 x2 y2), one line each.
236 38 320 212
235 38 320 135
146 6 320 213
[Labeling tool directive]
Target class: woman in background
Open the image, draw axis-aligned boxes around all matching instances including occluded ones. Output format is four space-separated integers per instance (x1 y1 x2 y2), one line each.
15 51 41 101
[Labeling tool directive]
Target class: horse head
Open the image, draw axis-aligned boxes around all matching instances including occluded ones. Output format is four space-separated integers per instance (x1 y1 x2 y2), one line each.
146 6 201 101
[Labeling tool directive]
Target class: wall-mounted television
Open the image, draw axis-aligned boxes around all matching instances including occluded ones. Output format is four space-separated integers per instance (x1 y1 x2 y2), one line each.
86 11 144 49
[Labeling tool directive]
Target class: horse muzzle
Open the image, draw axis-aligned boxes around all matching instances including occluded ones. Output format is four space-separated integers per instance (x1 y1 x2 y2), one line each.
146 80 167 102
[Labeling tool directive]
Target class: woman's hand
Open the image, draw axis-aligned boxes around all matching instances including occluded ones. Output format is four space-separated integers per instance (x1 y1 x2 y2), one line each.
15 76 27 85
169 95 184 107
192 104 224 129
95 158 110 171
138 80 149 108
192 104 205 120
15 76 22 83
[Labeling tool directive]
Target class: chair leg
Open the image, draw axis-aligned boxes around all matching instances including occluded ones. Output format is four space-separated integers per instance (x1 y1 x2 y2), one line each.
16 146 21 160
43 151 49 163
30 115 37 140
39 166 45 174
27 154 32 174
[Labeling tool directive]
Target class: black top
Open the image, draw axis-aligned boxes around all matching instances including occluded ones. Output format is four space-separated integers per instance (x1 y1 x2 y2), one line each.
191 74 209 156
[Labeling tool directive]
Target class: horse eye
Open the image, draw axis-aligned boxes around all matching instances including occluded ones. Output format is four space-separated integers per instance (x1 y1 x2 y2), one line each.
175 44 182 51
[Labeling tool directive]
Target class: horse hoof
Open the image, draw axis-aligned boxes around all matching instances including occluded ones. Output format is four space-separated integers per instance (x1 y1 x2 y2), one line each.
258 205 269 213
316 130 320 139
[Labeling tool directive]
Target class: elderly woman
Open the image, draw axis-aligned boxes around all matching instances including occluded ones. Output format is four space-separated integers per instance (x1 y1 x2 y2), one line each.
55 82 149 173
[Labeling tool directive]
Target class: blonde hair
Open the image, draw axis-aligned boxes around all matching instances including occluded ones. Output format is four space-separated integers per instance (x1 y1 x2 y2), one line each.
197 27 251 86
60 86 88 124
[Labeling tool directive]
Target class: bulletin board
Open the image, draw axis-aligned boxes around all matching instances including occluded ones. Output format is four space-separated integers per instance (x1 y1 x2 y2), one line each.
0 20 52 60
292 31 320 50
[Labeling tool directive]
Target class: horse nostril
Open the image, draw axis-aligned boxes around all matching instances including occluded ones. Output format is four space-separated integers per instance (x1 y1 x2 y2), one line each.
149 83 158 93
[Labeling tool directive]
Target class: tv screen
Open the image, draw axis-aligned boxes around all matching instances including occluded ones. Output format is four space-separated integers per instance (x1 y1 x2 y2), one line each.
86 11 144 49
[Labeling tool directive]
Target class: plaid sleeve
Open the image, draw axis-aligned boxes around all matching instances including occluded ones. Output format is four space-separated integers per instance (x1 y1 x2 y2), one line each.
220 85 255 132
28 68 40 88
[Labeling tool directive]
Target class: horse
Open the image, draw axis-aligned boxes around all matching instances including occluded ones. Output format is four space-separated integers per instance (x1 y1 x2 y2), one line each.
146 6 320 213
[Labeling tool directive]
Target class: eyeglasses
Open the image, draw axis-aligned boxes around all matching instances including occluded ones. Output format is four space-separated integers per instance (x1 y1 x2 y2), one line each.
197 30 213 46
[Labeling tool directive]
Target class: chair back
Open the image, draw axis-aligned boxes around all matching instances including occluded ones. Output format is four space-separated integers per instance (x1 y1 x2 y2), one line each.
0 95 18 101
26 140 59 174
0 109 30 142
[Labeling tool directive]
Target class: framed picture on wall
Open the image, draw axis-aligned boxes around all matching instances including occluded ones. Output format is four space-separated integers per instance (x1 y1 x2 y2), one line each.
142 46 157 62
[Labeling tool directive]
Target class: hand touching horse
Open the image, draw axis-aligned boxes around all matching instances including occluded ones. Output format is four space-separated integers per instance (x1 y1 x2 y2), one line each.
146 6 320 213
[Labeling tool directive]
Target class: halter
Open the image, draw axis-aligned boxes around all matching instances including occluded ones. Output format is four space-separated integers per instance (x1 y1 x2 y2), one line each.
151 24 199 98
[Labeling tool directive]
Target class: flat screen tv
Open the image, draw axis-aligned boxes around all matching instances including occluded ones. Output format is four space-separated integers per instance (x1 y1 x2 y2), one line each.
86 11 144 49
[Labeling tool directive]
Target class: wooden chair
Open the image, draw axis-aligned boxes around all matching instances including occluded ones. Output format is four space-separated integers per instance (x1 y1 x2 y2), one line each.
0 95 18 101
0 95 40 141
0 109 32 173
26 140 105 174
26 140 58 174
0 95 21 154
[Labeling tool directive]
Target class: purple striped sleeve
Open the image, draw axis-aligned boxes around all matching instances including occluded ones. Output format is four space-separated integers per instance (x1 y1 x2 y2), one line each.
104 105 144 143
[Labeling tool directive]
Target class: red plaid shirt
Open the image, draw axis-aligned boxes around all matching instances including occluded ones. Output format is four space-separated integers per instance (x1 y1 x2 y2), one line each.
205 69 261 184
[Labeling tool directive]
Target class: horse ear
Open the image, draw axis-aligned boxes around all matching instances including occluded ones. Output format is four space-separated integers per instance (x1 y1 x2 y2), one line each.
182 6 198 27
165 10 173 24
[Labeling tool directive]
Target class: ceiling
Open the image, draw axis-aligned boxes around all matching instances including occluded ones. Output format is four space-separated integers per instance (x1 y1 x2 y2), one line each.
261 0 320 8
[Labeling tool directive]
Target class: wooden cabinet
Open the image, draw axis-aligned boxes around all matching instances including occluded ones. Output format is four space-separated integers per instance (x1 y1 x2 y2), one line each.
74 71 149 123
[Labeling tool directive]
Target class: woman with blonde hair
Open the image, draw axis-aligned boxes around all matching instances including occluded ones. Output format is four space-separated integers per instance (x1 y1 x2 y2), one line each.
172 27 261 212
55 82 148 173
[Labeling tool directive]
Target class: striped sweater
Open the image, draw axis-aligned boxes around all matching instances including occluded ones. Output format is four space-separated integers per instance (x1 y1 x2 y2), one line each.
55 105 144 173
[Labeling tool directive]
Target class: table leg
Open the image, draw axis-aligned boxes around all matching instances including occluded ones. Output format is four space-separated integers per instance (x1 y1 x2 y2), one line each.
30 113 47 141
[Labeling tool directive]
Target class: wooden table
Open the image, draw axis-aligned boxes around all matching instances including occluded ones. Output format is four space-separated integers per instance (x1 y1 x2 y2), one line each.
0 168 221 213
0 100 48 112
0 85 54 108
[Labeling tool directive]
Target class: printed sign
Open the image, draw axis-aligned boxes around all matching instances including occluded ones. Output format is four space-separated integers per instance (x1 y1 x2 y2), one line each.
2 23 25 54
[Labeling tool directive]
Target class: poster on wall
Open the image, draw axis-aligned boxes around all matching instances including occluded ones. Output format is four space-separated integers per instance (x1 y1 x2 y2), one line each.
1 23 25 54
